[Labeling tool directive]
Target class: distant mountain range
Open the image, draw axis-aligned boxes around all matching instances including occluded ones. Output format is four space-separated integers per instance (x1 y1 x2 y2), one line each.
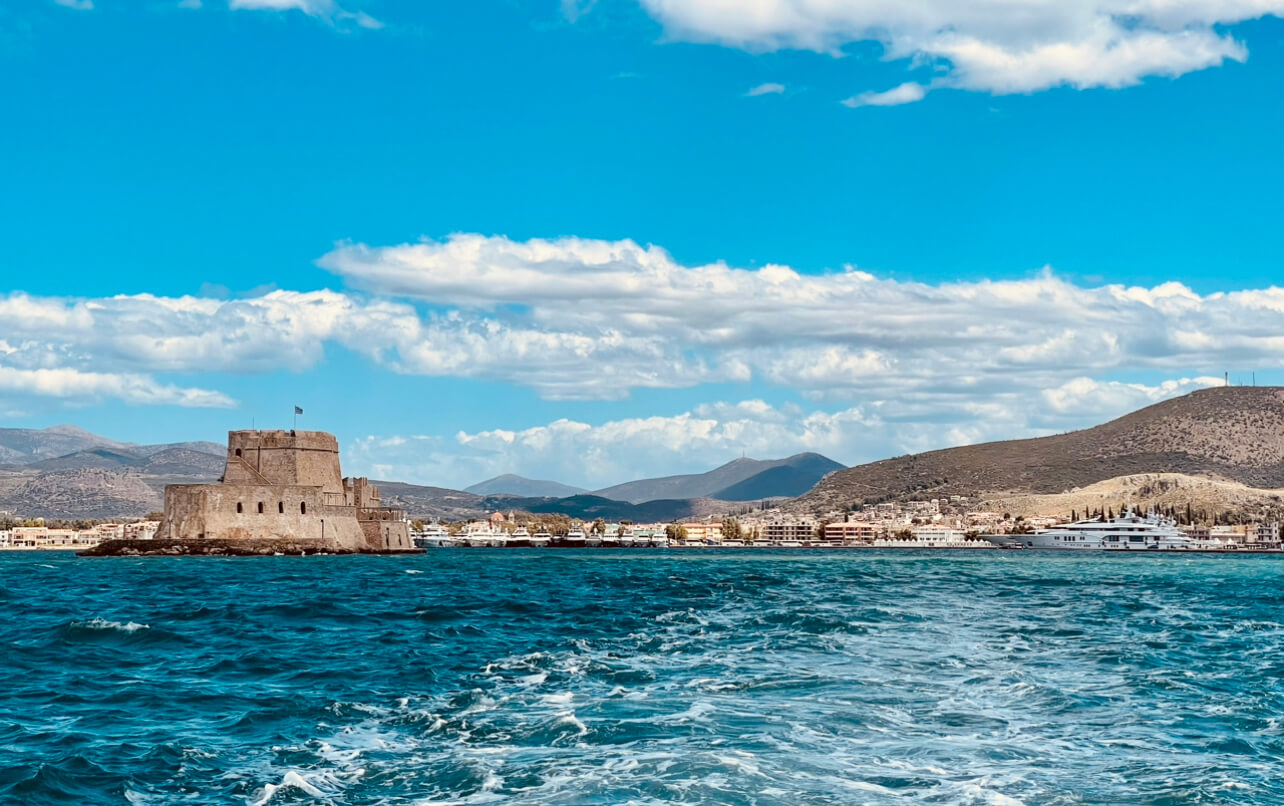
464 474 587 498
591 453 844 503
795 386 1284 513
0 425 843 520
0 426 226 518
10 388 1284 522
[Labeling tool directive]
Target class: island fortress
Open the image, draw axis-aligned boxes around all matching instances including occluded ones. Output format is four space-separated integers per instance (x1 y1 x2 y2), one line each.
149 429 412 553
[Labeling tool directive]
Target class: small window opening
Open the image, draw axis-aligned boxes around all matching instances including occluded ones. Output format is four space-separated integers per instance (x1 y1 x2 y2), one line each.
257 502 264 514
235 448 242 458
278 501 284 514
300 502 307 515
236 502 243 514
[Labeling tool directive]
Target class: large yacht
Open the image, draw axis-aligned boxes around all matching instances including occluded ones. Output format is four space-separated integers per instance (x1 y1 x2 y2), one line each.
564 527 589 548
463 522 507 548
983 511 1234 551
412 524 454 548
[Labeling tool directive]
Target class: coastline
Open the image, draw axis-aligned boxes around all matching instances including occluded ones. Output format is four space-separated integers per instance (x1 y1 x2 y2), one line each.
78 538 424 557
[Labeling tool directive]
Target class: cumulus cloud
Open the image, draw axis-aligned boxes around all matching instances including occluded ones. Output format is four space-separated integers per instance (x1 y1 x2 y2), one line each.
633 0 1276 101
347 377 1218 488
316 233 1284 401
4 233 1282 417
228 0 382 29
0 366 234 408
745 82 786 96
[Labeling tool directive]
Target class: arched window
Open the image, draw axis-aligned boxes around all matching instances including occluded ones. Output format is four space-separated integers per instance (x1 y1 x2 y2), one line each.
300 502 307 515
257 502 264 514
235 448 242 458
278 502 284 514
236 502 243 514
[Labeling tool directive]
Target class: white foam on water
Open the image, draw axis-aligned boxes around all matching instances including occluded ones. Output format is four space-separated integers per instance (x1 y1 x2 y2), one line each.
249 770 328 806
73 618 149 633
405 569 423 575
554 711 588 736
845 780 900 795
517 672 548 686
541 691 574 705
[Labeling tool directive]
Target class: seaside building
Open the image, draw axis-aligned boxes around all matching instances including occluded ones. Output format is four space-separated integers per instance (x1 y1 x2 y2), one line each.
150 430 411 552
763 520 817 543
681 523 723 543
823 521 883 543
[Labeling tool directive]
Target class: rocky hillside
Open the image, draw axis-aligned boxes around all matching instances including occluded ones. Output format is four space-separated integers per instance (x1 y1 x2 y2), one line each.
0 426 225 518
795 387 1284 513
980 473 1284 523
0 469 164 519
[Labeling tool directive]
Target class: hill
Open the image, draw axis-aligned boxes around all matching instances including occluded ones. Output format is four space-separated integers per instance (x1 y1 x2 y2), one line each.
0 427 226 518
594 453 843 504
795 387 1284 513
464 474 587 498
979 473 1284 523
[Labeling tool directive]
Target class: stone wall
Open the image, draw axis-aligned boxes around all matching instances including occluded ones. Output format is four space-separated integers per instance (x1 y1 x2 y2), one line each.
156 483 366 550
223 430 345 495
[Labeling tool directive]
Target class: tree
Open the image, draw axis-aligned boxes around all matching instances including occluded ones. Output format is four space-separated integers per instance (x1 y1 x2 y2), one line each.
665 522 688 541
721 517 742 541
591 518 606 535
412 520 425 532
894 528 915 540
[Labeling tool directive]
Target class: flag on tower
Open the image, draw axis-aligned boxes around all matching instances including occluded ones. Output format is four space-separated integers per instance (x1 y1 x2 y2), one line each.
294 406 304 415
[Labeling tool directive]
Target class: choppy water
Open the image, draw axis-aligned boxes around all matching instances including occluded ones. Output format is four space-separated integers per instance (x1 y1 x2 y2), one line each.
3 550 1284 805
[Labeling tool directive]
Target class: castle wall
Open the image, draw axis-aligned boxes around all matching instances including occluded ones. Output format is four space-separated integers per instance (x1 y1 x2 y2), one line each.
157 483 366 550
223 431 345 496
151 429 411 554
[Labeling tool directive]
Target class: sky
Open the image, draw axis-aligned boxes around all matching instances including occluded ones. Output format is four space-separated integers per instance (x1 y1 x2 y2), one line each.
2 0 1283 489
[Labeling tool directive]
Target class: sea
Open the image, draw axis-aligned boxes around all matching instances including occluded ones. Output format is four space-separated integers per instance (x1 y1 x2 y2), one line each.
2 550 1283 805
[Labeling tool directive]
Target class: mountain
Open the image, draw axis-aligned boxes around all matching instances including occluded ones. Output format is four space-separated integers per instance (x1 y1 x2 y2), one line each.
1 468 164 519
795 387 1284 513
0 425 133 466
0 427 226 518
464 474 587 498
593 453 844 504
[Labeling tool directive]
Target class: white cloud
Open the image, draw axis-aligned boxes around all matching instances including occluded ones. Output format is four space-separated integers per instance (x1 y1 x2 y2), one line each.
228 0 382 29
5 233 1284 419
347 377 1216 488
745 82 786 96
633 0 1276 100
53 0 93 9
841 81 927 108
0 366 234 408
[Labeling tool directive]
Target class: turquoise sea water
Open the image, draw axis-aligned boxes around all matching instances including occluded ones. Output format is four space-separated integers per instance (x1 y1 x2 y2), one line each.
2 550 1283 805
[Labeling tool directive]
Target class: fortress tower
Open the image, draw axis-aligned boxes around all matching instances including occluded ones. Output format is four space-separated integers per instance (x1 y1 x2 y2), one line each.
152 430 411 552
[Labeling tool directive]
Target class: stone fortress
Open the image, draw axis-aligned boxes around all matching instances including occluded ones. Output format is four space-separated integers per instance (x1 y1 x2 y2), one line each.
142 429 412 554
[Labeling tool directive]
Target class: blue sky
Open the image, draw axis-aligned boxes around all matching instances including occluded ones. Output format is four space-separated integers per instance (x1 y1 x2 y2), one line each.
3 0 1283 488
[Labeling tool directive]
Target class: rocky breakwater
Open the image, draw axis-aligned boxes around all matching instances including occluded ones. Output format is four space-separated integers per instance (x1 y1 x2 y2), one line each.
80 537 422 557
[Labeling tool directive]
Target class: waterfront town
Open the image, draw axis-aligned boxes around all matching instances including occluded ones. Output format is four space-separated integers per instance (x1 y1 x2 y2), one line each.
5 492 1284 552
5 492 1283 552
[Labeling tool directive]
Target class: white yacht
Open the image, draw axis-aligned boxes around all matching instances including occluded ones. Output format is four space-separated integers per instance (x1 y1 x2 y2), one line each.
983 511 1234 551
531 528 552 548
508 526 532 547
599 531 619 548
463 522 507 548
618 530 636 548
412 524 454 548
565 527 589 548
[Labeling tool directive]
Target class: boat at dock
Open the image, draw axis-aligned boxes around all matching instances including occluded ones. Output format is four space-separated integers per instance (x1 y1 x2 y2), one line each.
982 511 1243 551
